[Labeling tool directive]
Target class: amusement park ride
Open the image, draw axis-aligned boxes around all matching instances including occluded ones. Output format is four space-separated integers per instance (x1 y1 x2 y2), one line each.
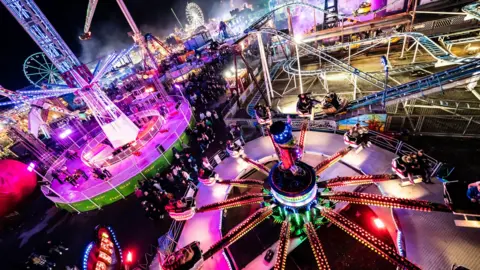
165 114 452 270
78 0 170 96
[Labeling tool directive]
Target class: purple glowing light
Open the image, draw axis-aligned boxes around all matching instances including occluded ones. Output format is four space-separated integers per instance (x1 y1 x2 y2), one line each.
59 129 72 139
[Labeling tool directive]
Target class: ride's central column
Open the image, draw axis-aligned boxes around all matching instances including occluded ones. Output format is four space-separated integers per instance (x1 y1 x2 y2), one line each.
270 121 301 174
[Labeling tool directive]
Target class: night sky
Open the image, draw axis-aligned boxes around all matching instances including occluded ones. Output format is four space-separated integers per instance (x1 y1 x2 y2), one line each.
0 0 235 89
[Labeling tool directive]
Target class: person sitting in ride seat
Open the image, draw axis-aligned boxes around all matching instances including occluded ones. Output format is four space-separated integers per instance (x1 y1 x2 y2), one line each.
397 155 415 184
255 104 271 124
226 140 244 157
297 94 320 115
415 150 432 183
347 124 371 147
467 181 480 203
322 92 343 114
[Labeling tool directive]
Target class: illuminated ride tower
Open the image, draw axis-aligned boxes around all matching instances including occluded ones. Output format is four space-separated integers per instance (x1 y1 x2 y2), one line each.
269 120 317 210
1 0 139 148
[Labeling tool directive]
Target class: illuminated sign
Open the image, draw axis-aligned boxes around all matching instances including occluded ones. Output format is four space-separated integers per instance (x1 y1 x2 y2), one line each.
83 225 123 270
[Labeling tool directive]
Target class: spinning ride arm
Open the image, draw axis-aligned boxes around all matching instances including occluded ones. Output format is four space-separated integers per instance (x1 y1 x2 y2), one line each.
274 220 291 270
314 147 352 175
202 206 274 260
318 174 399 188
265 128 283 159
319 191 451 212
241 156 271 175
304 222 330 270
321 209 420 270
196 193 271 213
80 0 99 39
298 119 308 154
216 179 265 187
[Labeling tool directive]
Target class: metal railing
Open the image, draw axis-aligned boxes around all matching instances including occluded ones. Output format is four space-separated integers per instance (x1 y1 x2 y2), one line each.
386 114 480 137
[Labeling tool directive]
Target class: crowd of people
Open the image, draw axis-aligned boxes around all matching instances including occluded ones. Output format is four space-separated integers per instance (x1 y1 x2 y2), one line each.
135 54 235 218
25 241 71 270
49 160 112 188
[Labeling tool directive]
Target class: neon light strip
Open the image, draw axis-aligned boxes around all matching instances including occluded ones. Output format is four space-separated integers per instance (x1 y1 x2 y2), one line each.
272 185 317 207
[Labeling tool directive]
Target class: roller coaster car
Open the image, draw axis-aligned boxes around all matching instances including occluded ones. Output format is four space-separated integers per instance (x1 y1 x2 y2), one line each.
162 241 203 270
322 94 348 115
79 31 92 41
443 181 480 228
353 2 372 17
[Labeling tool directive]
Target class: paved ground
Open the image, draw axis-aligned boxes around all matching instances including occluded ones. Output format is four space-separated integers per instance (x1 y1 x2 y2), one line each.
0 189 172 269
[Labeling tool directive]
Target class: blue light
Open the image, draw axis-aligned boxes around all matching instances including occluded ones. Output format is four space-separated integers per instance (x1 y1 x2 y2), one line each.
83 242 94 270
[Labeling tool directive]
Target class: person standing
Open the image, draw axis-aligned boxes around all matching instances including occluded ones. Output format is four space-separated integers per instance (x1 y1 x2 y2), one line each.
102 167 112 178
75 168 88 181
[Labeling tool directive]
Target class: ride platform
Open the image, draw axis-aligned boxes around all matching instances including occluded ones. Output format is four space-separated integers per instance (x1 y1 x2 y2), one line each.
42 101 193 212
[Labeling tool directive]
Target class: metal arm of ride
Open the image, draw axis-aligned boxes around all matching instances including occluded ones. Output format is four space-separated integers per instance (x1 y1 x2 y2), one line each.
83 0 99 34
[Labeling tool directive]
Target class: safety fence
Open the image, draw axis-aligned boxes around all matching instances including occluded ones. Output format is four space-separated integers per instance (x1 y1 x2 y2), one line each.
224 117 441 173
386 114 480 138
40 96 193 212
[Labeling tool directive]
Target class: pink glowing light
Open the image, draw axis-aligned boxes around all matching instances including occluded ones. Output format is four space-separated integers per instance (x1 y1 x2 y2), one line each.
59 129 72 139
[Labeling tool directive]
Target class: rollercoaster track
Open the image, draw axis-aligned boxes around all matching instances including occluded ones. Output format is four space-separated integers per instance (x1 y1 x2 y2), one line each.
251 28 387 89
348 59 480 109
463 2 480 21
244 1 359 34
282 31 475 78
282 58 436 77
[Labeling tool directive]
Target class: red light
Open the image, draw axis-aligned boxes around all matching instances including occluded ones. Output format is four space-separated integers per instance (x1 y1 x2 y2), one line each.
126 251 133 263
373 218 385 229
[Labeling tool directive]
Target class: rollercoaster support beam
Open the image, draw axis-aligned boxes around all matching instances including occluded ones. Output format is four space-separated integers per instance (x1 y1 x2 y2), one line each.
202 206 274 260
257 32 274 105
412 41 419 63
386 38 391 62
400 36 407 59
295 43 304 94
321 209 421 270
238 52 269 106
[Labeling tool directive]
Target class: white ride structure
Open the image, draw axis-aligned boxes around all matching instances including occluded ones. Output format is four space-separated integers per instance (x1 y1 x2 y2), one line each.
186 2 205 30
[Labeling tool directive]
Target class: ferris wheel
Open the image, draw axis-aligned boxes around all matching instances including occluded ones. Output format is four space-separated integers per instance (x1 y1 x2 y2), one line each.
186 2 205 29
23 52 65 87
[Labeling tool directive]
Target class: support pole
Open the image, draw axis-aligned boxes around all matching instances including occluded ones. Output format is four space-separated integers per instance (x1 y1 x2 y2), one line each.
348 44 351 65
353 75 358 100
400 36 407 59
239 53 269 106
295 43 304 94
412 41 419 63
386 38 391 61
257 32 272 106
